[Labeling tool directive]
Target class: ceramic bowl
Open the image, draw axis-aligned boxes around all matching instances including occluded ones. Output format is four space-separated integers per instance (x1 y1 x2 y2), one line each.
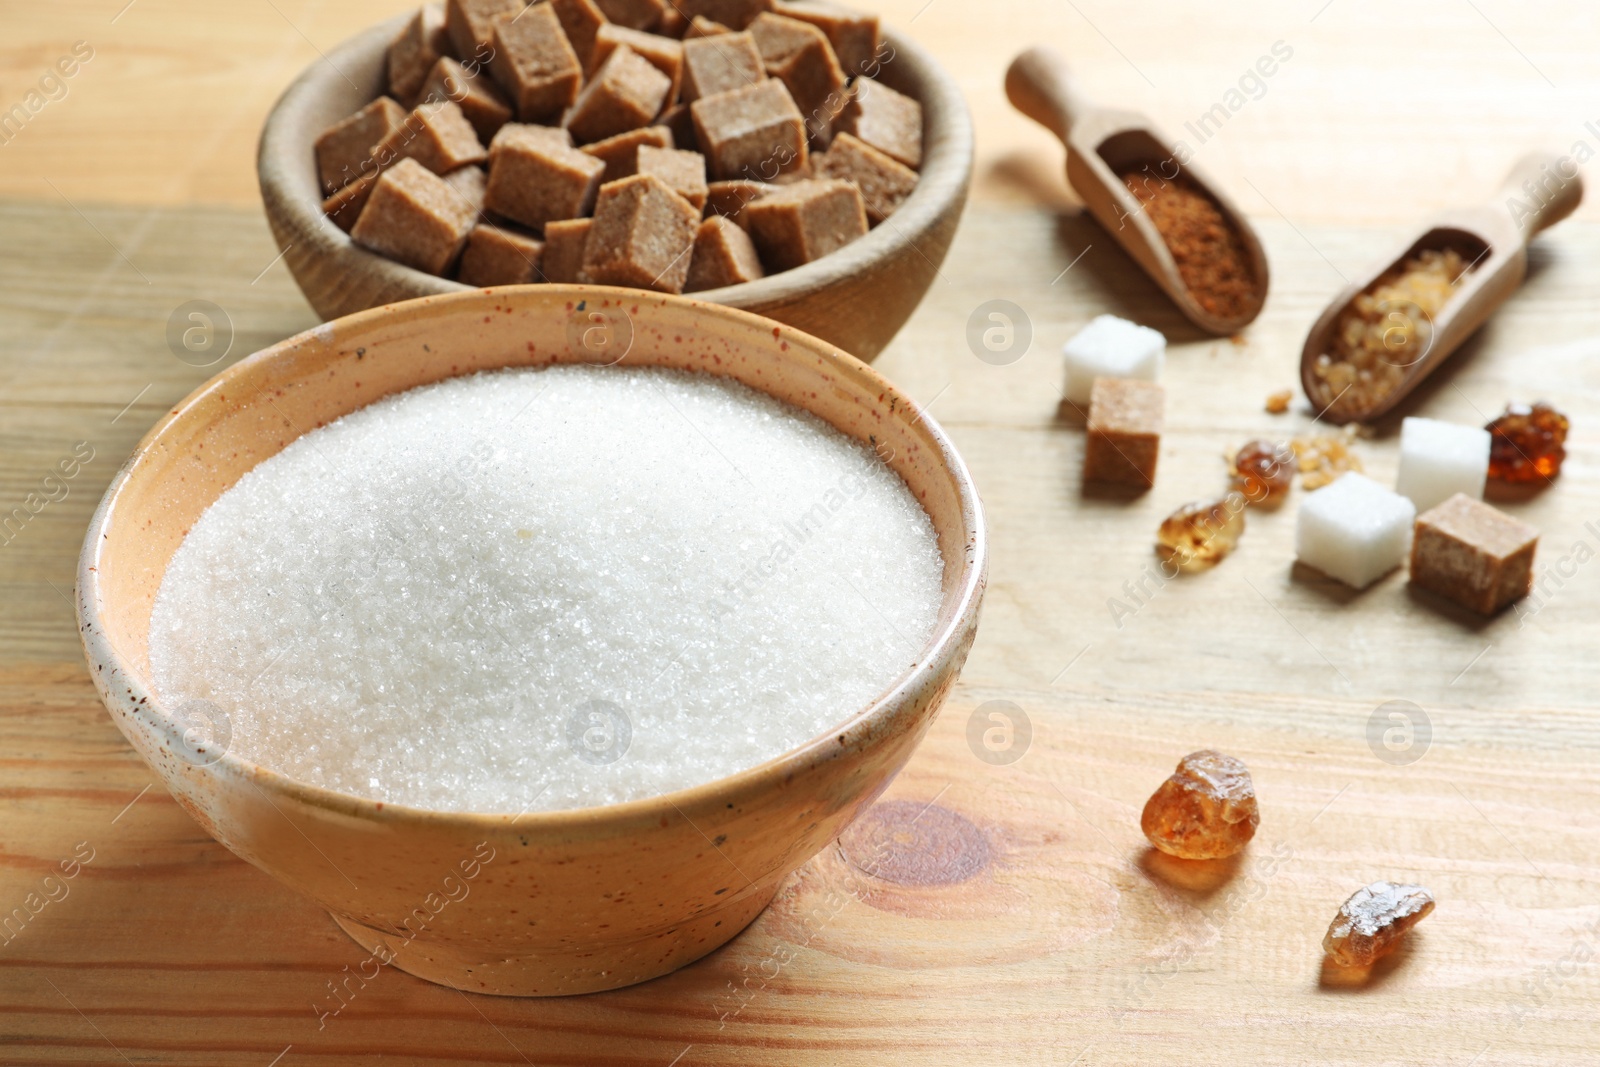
77 285 986 996
257 10 974 361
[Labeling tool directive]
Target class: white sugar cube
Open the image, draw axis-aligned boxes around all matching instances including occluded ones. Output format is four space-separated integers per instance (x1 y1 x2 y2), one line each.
1061 314 1164 404
1395 416 1490 513
1296 472 1417 589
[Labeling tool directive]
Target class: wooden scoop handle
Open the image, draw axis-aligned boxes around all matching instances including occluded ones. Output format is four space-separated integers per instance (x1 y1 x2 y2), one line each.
1005 46 1093 145
1498 151 1584 242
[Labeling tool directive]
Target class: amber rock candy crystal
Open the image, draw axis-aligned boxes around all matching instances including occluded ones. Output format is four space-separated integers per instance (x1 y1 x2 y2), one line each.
1156 496 1245 571
1234 439 1295 502
1486 402 1568 483
1322 881 1435 967
1140 749 1260 860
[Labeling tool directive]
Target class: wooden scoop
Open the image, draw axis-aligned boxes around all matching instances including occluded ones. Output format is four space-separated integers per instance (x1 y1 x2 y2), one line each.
1300 153 1583 424
1005 46 1269 335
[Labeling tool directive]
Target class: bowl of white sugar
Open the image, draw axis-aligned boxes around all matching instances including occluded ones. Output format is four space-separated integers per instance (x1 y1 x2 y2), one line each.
77 285 985 996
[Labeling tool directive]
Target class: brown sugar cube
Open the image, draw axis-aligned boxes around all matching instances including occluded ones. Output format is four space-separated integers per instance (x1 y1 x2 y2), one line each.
457 224 545 285
684 215 765 291
589 25 685 102
447 0 524 60
836 76 922 169
594 0 666 31
658 7 689 37
637 144 709 209
549 0 606 68
1084 378 1164 489
489 3 583 122
680 30 764 102
685 15 733 38
770 155 814 183
705 178 775 225
741 178 864 270
441 164 488 217
581 173 701 293
542 217 593 282
388 5 453 105
658 102 699 151
483 124 606 229
581 125 674 183
419 57 513 142
677 0 771 31
747 13 844 136
351 158 478 275
489 121 572 152
1410 494 1539 614
771 0 878 77
564 46 673 145
814 131 915 224
690 78 808 180
372 98 487 176
315 97 407 194
322 172 380 233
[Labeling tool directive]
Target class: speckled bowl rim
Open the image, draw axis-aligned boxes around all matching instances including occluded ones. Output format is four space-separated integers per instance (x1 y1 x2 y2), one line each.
78 286 987 835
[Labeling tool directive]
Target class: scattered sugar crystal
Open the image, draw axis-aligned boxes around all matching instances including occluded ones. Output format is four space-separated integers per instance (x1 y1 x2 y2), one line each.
1292 428 1363 490
1395 416 1490 513
149 366 943 814
1061 314 1164 405
1487 401 1568 483
1140 749 1259 860
1294 472 1415 589
1323 881 1435 967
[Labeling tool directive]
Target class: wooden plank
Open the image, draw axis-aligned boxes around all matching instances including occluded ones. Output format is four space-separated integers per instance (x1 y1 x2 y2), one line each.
4 0 1600 227
3 195 1600 1063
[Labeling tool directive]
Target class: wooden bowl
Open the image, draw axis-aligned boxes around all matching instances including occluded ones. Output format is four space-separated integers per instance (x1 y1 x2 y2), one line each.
76 285 987 996
257 12 973 361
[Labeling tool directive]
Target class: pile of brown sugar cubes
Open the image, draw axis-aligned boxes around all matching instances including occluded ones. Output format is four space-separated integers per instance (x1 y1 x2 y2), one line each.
314 0 924 293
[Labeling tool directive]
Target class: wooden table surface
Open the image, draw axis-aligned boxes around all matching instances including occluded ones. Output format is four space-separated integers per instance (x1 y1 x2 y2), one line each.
5 1 1600 1063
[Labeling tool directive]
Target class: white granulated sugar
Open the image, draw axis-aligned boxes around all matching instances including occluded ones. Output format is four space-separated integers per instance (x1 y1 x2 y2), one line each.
149 366 943 814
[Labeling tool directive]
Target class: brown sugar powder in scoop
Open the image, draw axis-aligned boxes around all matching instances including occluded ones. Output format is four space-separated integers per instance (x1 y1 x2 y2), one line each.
1122 168 1258 323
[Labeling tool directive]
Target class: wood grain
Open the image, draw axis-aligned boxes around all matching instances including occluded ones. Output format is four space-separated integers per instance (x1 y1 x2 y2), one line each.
6 0 1600 227
6 0 1600 1060
5 193 1600 1062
